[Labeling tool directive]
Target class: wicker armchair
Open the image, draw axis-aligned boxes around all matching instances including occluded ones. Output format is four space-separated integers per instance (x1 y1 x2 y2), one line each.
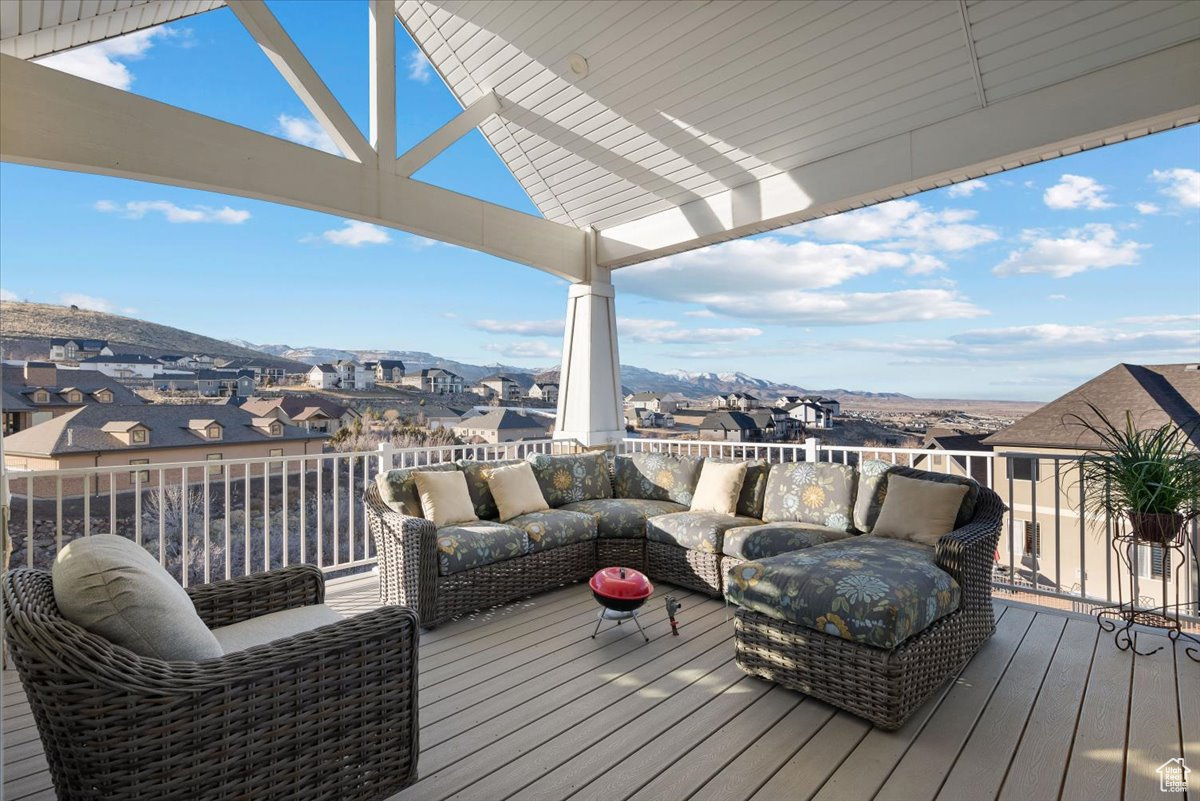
732 486 1006 730
3 564 420 801
364 482 597 628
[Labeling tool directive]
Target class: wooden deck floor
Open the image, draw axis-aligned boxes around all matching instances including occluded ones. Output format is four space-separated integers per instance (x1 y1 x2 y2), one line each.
3 575 1196 801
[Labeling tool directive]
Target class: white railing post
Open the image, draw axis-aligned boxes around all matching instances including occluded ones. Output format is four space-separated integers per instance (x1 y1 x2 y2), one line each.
804 436 820 463
377 442 395 473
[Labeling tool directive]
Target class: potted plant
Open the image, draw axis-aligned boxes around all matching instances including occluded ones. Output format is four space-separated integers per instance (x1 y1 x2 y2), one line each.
1067 402 1200 544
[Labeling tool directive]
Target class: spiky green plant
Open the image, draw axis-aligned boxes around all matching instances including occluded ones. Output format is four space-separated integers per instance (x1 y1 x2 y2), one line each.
1066 401 1200 524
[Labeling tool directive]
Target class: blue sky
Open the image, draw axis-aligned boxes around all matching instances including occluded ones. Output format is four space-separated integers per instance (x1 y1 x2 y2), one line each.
1 2 1197 401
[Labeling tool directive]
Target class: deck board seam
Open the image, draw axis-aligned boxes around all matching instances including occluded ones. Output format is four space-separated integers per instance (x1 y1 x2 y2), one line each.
1052 623 1101 801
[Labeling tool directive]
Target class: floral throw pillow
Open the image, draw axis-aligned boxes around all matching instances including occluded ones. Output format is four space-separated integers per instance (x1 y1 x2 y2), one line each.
761 462 856 532
612 453 705 506
526 452 612 507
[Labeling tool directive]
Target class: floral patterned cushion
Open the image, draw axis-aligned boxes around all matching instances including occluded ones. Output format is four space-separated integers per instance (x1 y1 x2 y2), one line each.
558 499 687 539
613 453 705 505
506 509 597 553
456 459 523 520
526 452 612 507
377 462 458 516
435 521 527 576
646 512 763 554
761 463 856 530
725 537 961 649
708 459 769 519
722 522 853 561
854 461 980 534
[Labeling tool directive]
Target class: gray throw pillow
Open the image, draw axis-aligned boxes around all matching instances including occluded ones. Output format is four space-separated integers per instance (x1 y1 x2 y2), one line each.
52 534 223 661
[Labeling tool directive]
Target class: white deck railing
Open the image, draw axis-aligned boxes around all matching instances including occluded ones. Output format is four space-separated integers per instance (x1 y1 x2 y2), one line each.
6 435 1196 623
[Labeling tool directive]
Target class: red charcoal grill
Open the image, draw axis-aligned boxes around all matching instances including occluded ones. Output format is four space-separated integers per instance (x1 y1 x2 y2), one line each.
590 567 653 642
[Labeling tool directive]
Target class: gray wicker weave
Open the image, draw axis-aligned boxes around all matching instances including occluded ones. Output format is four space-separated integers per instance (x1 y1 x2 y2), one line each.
645 540 723 595
597 538 646 572
2 564 420 801
731 487 1006 730
365 483 597 628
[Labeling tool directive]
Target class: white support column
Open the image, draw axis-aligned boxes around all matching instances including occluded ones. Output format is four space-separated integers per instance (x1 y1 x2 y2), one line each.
554 258 623 448
369 0 396 166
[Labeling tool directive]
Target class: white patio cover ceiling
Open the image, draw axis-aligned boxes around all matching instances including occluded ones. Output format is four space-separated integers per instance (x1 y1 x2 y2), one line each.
2 0 1198 273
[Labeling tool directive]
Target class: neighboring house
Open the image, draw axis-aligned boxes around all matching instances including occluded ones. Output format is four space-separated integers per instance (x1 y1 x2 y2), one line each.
308 364 338 389
402 368 464 394
527 382 558 404
1 362 142 435
724 392 759 411
375 360 406 383
215 358 287 385
634 409 675 429
811 396 841 416
785 399 835 429
478 374 522 402
776 395 803 407
335 360 375 390
452 409 550 443
417 404 468 430
698 410 760 442
627 392 679 414
192 369 256 398
48 338 112 362
241 395 358 433
913 430 993 485
3 403 328 497
77 353 164 378
983 363 1200 608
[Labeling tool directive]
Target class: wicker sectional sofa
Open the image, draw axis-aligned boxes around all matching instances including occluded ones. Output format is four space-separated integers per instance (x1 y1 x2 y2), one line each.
365 450 1004 728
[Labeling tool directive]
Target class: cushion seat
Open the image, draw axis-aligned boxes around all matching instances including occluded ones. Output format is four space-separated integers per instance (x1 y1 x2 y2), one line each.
646 511 763 554
505 509 597 553
722 522 853 561
435 521 527 575
725 537 961 650
212 604 343 654
559 498 687 538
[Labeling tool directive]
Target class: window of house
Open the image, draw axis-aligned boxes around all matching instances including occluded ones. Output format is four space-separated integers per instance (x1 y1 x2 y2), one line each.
269 447 284 472
1137 544 1172 581
95 390 112 403
129 459 150 483
1021 520 1041 557
66 391 82 403
132 428 147 444
33 390 49 403
207 425 222 440
207 453 223 476
270 423 282 436
1007 457 1039 482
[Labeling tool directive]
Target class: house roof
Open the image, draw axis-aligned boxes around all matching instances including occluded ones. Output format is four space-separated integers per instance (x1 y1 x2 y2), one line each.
480 374 518 384
455 409 550 432
241 395 351 421
700 411 759 431
311 364 337 374
420 368 461 379
80 353 161 365
985 364 1200 450
1 365 143 411
3 403 327 456
376 360 405 370
49 338 107 349
628 392 662 401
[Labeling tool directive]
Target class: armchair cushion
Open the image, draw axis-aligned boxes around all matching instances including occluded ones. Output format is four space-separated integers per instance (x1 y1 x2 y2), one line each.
212 604 343 654
855 460 980 534
436 521 528 575
558 498 687 538
613 453 705 505
762 462 856 531
725 537 961 649
505 509 598 553
871 474 969 547
722 522 853 561
51 533 223 661
377 461 458 516
527 452 613 506
646 511 763 554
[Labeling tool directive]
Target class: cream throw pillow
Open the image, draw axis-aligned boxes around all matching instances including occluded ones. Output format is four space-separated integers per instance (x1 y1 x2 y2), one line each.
413 470 478 528
487 462 550 521
690 460 748 515
871 474 969 547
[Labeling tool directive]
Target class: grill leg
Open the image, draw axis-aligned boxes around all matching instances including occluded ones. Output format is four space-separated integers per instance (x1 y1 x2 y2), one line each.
632 613 649 642
592 614 604 639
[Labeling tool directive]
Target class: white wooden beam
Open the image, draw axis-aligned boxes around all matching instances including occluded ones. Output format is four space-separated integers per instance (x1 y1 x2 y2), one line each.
396 90 504 178
0 53 587 281
227 0 374 165
597 41 1200 268
369 0 396 167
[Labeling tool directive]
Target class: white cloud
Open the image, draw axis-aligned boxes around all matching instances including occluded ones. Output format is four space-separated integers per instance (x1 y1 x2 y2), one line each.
617 319 762 344
305 219 391 247
407 50 432 83
36 28 174 90
684 309 717 318
474 320 562 337
482 341 560 359
994 224 1144 278
59 293 136 315
1135 202 1160 215
1043 174 1114 210
946 179 988 198
1046 294 1069 302
276 114 341 155
690 288 987 325
0 288 18 301
1151 168 1200 208
789 199 998 252
95 199 250 224
1116 313 1200 325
